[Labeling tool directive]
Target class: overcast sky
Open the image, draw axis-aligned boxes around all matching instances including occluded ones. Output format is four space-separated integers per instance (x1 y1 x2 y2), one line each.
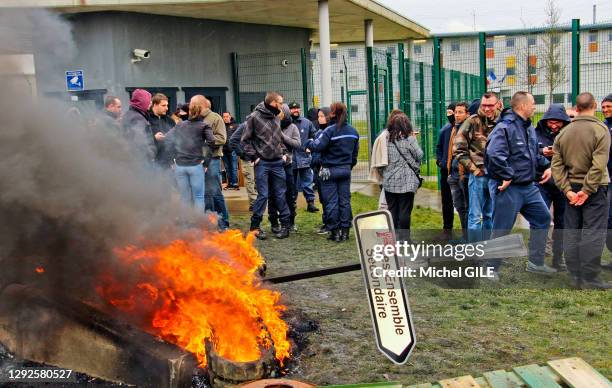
378 0 612 34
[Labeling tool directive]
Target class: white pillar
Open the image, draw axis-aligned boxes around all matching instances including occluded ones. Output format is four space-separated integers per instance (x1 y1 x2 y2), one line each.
365 19 373 47
318 0 332 107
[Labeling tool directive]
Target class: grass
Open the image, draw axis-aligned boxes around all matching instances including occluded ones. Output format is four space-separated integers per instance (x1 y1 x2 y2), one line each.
229 193 611 385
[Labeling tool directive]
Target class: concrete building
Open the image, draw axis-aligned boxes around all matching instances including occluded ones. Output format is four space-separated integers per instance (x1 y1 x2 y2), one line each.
1 0 428 117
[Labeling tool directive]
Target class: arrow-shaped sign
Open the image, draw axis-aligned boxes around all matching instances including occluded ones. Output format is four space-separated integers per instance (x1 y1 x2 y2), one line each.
353 210 415 364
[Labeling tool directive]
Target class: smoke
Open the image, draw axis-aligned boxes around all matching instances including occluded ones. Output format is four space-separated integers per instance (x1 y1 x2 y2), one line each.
0 9 212 300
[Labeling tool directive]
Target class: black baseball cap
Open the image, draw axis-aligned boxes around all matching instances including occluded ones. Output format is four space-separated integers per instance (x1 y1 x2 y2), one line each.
288 102 300 109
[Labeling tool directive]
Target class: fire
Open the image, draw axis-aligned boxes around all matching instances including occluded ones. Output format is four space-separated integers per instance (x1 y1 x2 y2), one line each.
96 229 290 366
35 267 45 274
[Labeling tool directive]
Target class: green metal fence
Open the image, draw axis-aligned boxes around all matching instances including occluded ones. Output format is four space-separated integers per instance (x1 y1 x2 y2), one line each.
232 20 611 181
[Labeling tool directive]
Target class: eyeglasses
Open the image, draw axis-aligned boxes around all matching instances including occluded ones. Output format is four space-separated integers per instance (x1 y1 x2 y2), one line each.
481 104 496 109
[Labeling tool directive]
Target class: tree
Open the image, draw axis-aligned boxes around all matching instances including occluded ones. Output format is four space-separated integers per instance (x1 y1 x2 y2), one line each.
540 0 566 104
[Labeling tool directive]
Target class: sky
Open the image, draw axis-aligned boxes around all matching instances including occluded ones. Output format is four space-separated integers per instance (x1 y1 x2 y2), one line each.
377 0 612 34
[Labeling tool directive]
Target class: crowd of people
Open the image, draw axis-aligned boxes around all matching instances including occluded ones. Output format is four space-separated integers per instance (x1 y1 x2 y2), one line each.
105 89 360 242
102 86 612 289
432 90 612 289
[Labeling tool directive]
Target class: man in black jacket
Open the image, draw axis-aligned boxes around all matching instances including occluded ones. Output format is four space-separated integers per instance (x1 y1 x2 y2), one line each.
150 93 176 170
240 91 290 239
222 112 239 189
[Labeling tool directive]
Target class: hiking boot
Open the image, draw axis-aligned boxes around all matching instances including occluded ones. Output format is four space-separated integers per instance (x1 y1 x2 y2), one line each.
250 227 266 240
526 261 558 275
581 277 612 290
339 227 350 242
275 225 290 239
307 201 320 213
552 256 567 272
327 229 341 242
270 224 281 234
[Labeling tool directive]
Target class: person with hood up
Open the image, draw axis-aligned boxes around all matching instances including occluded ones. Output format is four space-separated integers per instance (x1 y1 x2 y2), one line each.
305 102 359 242
486 91 554 279
535 103 571 271
435 102 457 240
268 104 301 234
452 92 502 243
121 89 155 163
241 91 291 240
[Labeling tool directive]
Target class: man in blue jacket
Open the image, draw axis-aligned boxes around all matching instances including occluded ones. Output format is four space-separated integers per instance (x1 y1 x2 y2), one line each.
535 104 570 271
602 94 612 262
485 91 556 278
289 102 319 213
435 103 456 239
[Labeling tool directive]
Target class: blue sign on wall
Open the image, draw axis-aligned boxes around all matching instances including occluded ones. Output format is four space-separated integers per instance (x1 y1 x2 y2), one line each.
66 70 84 91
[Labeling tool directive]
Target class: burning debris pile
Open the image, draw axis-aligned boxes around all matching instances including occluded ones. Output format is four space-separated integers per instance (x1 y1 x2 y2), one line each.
96 230 290 367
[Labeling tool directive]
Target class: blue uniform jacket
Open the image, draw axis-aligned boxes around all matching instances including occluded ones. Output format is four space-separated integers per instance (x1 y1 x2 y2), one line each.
292 116 317 169
485 110 549 184
305 123 360 168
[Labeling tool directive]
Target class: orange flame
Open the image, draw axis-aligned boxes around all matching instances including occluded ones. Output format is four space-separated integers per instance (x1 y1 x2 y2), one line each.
97 229 290 367
35 267 45 274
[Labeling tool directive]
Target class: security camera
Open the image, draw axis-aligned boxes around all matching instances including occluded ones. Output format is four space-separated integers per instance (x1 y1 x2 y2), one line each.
131 49 151 63
281 59 289 67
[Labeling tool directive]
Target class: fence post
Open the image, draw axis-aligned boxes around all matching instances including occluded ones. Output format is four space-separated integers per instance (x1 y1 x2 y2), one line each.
406 58 412 118
374 64 380 133
366 46 377 147
398 43 406 113
386 52 393 113
571 19 580 105
478 32 487 95
231 52 241 120
432 37 442 133
300 48 309 114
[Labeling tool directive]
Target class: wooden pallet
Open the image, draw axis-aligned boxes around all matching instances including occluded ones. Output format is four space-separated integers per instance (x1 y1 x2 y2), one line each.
404 357 611 388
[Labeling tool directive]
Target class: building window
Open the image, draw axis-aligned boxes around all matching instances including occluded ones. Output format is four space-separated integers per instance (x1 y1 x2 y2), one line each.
528 36 537 46
414 44 422 54
528 55 537 74
506 37 515 47
486 39 494 59
310 52 317 60
450 42 460 52
609 32 612 41
330 50 337 59
486 39 494 49
348 48 357 58
534 95 545 104
589 33 598 52
386 46 396 55
351 104 359 113
553 94 565 103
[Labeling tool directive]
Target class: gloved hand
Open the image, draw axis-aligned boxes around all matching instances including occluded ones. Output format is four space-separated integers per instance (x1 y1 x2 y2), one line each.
319 167 331 181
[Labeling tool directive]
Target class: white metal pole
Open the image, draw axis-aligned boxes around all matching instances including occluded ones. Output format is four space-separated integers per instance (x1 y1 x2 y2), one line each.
365 19 373 47
318 0 332 107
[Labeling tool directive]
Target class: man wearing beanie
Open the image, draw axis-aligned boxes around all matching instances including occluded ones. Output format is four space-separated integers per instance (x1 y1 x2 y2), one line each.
601 93 612 268
121 89 156 163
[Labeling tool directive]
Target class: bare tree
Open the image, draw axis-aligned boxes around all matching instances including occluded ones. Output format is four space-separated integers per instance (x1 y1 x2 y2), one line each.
540 0 566 104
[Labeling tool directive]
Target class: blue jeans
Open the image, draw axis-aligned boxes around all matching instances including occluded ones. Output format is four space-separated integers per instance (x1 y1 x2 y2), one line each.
489 181 551 270
467 174 493 242
251 159 290 227
222 151 238 186
320 165 352 230
174 164 205 211
293 167 316 202
269 163 296 226
204 158 229 229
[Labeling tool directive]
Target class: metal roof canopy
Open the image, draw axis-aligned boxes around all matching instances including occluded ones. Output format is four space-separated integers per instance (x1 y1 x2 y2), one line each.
3 0 429 43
